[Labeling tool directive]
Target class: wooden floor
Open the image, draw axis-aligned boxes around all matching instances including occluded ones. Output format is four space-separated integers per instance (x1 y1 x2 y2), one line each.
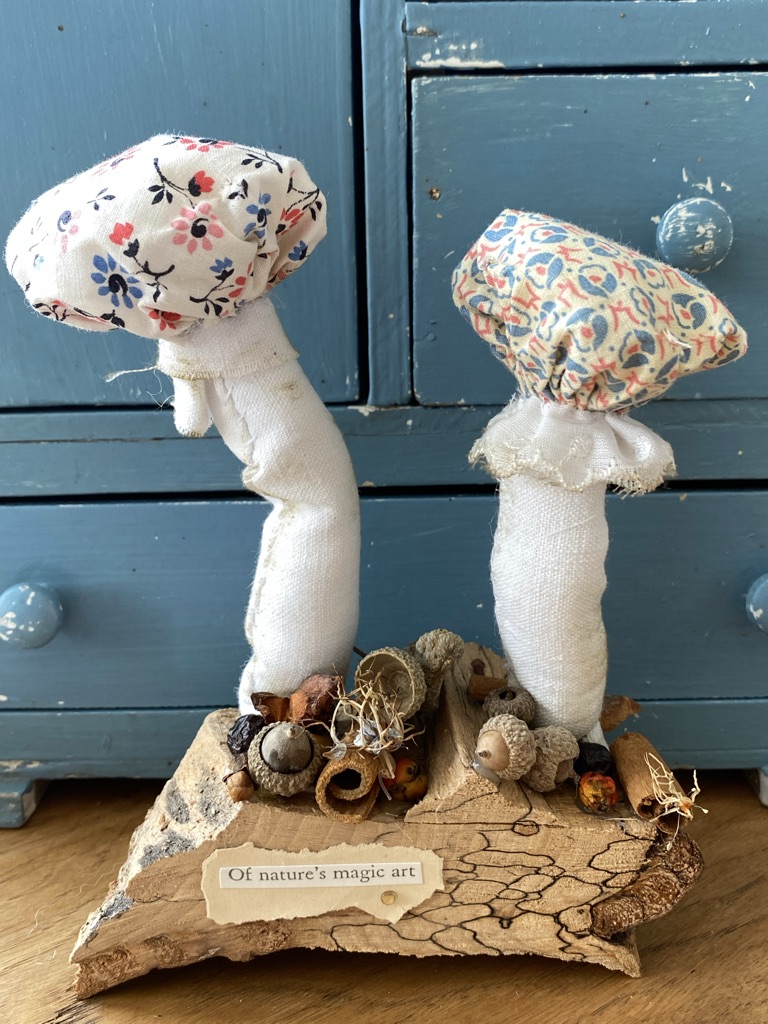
2 771 767 1024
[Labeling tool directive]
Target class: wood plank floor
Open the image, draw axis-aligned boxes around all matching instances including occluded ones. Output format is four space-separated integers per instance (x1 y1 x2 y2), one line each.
1 771 766 1024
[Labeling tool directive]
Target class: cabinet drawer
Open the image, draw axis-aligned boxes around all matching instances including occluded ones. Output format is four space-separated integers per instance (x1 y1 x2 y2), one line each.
1 492 766 710
412 72 768 405
0 0 358 408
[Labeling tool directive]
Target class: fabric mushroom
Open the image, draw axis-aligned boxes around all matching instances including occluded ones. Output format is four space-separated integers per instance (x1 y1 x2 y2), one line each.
453 210 747 742
5 134 360 714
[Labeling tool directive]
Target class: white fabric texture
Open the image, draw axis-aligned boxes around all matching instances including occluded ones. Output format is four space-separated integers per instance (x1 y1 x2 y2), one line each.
492 474 608 739
474 396 676 739
470 396 675 493
202 358 360 713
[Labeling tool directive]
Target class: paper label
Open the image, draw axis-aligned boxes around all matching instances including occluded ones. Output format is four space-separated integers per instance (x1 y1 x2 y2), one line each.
202 843 443 924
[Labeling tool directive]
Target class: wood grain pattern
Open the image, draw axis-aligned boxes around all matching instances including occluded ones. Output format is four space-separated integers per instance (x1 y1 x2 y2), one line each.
70 656 677 996
1 768 765 1023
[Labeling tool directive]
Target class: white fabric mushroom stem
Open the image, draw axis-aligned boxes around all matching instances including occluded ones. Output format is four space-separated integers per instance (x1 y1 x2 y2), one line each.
453 209 747 741
472 398 672 739
5 135 361 713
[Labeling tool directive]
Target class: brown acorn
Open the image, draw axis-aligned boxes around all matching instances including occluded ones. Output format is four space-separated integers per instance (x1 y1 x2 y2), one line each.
472 714 536 782
224 769 255 803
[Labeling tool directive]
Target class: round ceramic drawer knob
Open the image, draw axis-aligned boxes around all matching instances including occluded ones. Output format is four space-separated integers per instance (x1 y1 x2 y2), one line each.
656 198 733 274
0 583 64 649
746 575 768 634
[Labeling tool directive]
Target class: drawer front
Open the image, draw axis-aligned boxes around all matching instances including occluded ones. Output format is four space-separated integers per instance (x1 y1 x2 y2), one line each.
0 0 358 407
0 492 766 709
412 72 768 405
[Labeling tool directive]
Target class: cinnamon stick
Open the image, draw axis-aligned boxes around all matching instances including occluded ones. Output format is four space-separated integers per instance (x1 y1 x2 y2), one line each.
315 748 381 823
611 732 689 834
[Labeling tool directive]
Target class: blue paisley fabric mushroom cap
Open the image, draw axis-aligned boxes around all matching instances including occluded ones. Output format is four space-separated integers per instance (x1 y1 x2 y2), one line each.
452 209 747 412
5 134 326 339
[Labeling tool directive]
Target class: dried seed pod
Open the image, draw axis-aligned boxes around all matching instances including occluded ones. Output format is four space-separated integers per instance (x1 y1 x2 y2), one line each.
247 723 323 797
600 694 642 732
522 726 580 793
250 692 291 723
472 714 536 782
288 673 342 724
355 647 426 719
574 740 613 777
225 769 256 803
226 713 266 759
482 685 536 725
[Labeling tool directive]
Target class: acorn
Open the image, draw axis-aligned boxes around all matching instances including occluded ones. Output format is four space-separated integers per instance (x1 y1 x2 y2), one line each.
247 722 323 796
224 769 255 803
407 629 464 712
482 685 536 725
578 771 620 814
472 714 536 783
522 727 580 792
356 647 426 718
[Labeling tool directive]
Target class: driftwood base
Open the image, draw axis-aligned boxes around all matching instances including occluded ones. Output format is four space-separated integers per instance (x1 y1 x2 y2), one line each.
71 647 697 997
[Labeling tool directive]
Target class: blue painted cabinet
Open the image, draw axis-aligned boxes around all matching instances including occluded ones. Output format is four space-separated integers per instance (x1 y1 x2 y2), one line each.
2 0 768 824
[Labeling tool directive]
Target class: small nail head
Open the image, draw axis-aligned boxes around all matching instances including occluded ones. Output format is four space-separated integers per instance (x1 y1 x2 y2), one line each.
381 890 397 905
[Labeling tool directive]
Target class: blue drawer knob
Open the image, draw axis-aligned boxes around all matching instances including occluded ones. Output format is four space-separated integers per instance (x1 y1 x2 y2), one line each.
0 583 64 649
746 575 768 634
656 198 733 274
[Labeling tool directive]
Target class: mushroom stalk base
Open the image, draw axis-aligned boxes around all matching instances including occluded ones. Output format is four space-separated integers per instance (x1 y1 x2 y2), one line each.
492 475 608 738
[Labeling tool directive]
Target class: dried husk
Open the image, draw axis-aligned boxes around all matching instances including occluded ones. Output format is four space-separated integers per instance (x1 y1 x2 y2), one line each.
408 629 464 712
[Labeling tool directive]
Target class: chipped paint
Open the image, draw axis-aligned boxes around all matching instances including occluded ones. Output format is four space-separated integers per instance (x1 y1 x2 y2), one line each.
692 176 714 194
0 695 7 702
749 604 764 620
720 181 733 192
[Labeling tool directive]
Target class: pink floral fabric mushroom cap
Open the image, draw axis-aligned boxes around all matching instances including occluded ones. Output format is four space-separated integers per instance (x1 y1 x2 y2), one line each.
452 209 747 412
5 134 326 339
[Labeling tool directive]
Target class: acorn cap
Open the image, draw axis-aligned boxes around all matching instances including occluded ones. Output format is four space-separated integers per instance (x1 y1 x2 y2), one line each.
474 714 536 781
522 726 580 793
355 646 426 719
247 723 323 797
408 628 464 713
482 685 536 725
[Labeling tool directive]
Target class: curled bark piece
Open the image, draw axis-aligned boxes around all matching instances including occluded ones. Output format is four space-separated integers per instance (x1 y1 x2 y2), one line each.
600 694 642 732
611 732 688 834
522 727 580 792
591 830 704 938
356 647 426 719
483 685 536 725
315 748 381 823
408 629 464 712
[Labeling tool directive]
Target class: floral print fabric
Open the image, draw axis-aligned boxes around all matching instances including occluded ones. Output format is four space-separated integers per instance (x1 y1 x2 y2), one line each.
452 209 747 411
5 135 325 339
